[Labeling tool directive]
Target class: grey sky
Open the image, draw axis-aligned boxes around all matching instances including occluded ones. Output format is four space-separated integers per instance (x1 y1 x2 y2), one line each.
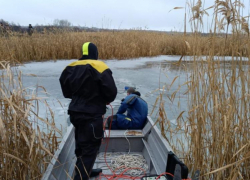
1 0 249 32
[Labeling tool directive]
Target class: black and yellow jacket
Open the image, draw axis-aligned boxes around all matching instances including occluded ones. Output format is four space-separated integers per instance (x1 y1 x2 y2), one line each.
59 42 117 114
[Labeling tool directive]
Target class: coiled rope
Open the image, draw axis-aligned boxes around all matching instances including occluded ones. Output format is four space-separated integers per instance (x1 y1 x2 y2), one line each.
110 154 148 176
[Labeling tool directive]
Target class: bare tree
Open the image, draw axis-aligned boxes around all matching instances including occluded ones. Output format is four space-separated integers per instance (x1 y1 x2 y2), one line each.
53 19 71 27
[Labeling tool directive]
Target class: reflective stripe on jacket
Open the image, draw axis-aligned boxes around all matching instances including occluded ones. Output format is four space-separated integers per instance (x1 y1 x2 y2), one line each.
59 60 117 114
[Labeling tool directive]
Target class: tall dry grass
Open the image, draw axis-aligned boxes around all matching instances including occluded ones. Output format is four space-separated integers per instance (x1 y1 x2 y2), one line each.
1 1 250 180
0 61 61 179
151 0 250 179
1 29 249 64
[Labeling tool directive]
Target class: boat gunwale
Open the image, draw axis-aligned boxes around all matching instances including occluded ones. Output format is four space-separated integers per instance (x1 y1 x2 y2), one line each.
42 116 174 179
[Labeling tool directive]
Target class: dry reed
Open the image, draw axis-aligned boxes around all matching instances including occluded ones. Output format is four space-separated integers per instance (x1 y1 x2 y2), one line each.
0 61 61 179
153 0 250 179
1 29 248 64
1 1 250 179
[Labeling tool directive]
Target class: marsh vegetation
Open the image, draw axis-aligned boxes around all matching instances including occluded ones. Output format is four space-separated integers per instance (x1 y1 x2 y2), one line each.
155 0 250 179
0 29 249 65
0 61 61 179
1 0 250 179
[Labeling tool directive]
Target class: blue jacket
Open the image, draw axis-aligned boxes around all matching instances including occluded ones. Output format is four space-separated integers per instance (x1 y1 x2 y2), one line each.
114 94 148 129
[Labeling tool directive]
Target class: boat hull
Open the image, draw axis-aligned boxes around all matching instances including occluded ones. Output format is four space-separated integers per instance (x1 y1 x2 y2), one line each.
42 116 173 180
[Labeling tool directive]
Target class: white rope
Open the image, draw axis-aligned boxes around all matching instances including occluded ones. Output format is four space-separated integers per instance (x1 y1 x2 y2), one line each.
97 130 148 176
110 154 148 176
97 152 124 160
124 130 131 154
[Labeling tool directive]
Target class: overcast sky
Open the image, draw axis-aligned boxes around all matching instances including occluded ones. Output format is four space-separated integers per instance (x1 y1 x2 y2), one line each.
1 0 250 32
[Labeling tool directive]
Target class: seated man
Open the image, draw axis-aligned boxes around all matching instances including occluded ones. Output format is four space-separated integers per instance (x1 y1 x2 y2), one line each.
107 87 148 129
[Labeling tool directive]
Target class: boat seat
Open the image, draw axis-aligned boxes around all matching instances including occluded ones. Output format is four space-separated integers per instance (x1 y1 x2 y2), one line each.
104 129 144 138
103 118 150 138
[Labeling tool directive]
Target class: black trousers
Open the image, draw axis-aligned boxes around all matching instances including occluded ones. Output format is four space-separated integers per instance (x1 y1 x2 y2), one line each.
106 115 117 129
70 112 103 180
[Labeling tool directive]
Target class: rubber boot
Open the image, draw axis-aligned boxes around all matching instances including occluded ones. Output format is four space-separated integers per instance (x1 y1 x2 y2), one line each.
90 168 102 177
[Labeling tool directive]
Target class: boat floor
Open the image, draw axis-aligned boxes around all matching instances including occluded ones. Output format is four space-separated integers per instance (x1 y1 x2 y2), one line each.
67 151 144 180
43 117 172 180
92 152 148 179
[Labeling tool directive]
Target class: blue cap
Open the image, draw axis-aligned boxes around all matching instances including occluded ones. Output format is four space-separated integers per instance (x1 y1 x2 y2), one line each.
125 86 136 90
125 86 130 90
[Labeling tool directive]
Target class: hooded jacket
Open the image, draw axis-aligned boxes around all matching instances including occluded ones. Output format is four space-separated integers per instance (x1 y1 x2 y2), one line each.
115 94 148 129
59 42 117 114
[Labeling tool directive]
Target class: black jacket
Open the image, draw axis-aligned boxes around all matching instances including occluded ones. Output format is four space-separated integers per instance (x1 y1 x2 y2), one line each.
59 59 117 114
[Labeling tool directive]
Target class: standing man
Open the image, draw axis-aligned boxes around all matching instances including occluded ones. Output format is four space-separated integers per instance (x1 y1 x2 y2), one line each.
59 42 117 179
27 24 33 36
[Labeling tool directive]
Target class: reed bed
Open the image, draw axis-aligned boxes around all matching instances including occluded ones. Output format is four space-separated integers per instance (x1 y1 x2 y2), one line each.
0 61 61 179
1 29 248 64
1 0 250 179
154 0 250 179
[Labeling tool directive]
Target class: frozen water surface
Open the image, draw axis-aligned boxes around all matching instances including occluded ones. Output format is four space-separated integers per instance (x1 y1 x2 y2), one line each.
14 55 191 135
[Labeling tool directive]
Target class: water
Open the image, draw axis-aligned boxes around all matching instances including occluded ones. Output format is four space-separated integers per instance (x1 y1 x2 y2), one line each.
14 55 191 135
